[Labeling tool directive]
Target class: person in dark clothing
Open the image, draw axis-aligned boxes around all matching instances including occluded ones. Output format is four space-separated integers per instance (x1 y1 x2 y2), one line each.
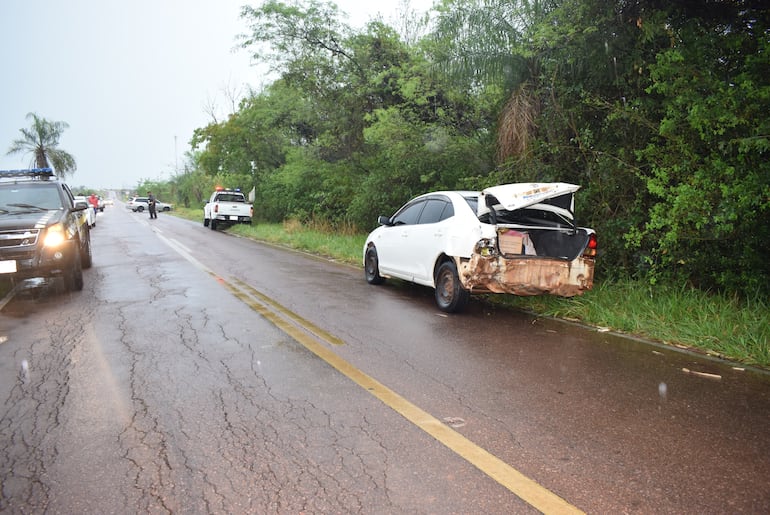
147 191 157 219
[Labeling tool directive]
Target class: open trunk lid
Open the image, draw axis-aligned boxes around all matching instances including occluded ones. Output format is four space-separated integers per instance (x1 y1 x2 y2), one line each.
477 183 580 221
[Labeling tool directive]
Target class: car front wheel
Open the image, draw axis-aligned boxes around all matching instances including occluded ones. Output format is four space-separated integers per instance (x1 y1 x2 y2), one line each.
434 261 469 313
63 247 84 292
81 232 93 269
364 246 385 285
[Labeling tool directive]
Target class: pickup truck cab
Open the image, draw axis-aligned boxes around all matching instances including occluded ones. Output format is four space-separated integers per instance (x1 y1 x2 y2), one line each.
0 168 93 291
203 188 253 231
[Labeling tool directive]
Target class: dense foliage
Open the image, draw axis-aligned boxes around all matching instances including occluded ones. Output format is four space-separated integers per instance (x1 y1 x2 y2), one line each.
164 0 769 298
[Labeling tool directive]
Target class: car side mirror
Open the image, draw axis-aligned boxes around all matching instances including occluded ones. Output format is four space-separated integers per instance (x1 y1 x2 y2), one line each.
74 200 88 210
378 215 391 226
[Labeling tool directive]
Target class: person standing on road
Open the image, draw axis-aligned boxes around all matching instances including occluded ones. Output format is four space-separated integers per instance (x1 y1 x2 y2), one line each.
88 192 99 219
147 191 157 219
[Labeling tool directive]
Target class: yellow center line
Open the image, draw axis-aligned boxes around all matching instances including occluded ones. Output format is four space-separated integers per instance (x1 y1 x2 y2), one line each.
221 274 584 515
233 278 345 346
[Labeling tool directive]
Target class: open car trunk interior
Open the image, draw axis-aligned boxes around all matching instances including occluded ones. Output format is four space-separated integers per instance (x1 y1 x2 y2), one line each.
497 227 591 261
479 189 591 260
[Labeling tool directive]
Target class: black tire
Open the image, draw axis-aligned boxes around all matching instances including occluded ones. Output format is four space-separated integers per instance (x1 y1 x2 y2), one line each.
63 247 84 292
434 261 469 313
364 246 385 285
81 231 93 269
162 206 170 212
136 206 144 212
210 219 218 231
203 217 210 227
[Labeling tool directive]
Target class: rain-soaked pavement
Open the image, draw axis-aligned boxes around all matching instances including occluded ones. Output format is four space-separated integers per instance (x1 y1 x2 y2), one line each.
0 204 768 514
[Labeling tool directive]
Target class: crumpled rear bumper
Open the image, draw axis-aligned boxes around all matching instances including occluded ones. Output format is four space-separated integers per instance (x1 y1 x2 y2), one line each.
458 254 595 297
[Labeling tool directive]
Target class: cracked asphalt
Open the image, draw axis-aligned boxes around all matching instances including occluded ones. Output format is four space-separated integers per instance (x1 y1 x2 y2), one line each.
1 203 769 514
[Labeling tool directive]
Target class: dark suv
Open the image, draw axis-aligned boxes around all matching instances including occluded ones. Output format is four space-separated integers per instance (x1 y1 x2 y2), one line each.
0 168 92 291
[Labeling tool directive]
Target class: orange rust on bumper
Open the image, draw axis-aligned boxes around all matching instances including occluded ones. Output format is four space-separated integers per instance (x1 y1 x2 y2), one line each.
458 255 595 297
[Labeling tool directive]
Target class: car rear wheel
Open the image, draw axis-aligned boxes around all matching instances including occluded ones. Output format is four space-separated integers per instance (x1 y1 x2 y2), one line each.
210 219 218 230
434 261 469 313
364 246 385 285
136 206 144 212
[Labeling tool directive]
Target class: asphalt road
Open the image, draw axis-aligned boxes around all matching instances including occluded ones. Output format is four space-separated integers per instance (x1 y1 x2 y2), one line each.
0 203 768 514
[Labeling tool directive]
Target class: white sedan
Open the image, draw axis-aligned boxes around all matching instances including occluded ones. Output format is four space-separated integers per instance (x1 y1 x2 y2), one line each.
73 196 96 228
363 183 597 313
126 197 173 212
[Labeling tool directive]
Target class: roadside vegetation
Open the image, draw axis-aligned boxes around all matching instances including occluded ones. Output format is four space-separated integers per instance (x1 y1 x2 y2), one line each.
6 1 767 368
133 0 768 304
147 1 767 371
171 207 770 369
149 0 769 303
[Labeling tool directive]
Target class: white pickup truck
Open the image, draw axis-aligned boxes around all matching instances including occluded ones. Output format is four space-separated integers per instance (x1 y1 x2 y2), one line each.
203 189 253 230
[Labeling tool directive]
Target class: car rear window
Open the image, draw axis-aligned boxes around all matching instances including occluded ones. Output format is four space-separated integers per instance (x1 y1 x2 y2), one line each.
218 194 244 202
492 208 570 228
463 196 478 216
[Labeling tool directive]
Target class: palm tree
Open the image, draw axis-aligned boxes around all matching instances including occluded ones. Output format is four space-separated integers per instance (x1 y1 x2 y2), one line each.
430 0 556 161
7 112 77 178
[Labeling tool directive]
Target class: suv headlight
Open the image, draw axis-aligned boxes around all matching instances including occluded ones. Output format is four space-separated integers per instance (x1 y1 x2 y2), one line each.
43 224 66 247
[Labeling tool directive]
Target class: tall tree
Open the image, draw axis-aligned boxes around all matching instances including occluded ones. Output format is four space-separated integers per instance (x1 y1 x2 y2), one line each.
7 112 77 178
429 0 558 161
630 0 770 295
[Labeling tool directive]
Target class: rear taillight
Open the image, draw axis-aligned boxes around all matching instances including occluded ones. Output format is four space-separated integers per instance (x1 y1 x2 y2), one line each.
584 233 598 257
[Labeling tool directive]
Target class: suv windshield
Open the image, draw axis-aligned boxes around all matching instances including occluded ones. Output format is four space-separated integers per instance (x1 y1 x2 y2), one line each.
0 184 63 212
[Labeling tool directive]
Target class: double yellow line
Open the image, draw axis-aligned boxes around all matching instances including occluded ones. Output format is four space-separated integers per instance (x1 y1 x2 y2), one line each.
159 231 583 513
221 276 584 515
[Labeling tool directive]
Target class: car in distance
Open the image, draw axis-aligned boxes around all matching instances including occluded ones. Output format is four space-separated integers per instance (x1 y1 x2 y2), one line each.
363 182 597 313
126 196 173 212
0 168 93 291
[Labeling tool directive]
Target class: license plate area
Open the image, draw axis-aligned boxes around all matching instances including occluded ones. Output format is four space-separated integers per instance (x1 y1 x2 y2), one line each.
0 260 18 273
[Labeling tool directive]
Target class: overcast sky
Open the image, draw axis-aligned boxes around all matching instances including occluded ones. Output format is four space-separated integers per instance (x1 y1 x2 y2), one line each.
0 0 433 190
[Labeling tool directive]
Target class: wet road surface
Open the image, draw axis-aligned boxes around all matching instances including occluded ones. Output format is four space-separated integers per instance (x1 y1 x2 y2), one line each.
0 204 768 514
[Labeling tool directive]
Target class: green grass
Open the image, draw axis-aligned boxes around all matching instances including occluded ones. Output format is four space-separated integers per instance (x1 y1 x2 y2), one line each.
496 281 769 367
169 208 770 368
231 221 366 264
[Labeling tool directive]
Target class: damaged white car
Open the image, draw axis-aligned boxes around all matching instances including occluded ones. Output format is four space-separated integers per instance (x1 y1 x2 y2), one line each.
363 183 597 313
